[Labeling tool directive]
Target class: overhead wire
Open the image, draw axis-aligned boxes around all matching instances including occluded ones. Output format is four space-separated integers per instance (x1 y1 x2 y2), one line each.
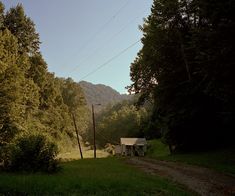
77 0 130 51
78 39 141 81
70 8 148 73
57 0 131 70
56 0 151 83
68 2 150 146
96 131 120 145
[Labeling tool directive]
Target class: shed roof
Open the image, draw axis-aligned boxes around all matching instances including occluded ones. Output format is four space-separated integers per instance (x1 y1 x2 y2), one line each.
120 138 147 146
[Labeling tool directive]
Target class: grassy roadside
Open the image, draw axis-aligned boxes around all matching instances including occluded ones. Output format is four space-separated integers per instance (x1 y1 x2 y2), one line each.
147 140 235 175
57 149 110 161
0 157 190 195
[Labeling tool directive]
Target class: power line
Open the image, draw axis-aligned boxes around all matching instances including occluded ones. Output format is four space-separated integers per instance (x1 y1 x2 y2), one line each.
56 0 130 70
96 131 119 145
70 8 148 73
79 39 141 81
78 0 130 50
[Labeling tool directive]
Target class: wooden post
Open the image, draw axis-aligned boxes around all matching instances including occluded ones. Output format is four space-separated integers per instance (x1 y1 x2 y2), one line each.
72 113 83 159
92 104 96 158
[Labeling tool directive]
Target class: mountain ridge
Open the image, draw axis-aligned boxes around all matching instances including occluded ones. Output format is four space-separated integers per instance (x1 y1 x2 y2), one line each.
79 81 131 110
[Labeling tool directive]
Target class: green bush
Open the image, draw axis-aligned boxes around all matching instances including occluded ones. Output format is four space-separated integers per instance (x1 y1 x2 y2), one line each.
7 134 59 173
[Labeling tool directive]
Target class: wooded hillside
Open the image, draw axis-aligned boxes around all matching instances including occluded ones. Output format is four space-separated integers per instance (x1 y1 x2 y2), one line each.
79 81 131 111
0 3 90 155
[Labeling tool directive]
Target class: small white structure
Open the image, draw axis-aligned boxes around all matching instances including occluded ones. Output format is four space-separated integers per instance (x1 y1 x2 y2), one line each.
120 138 147 156
114 145 122 155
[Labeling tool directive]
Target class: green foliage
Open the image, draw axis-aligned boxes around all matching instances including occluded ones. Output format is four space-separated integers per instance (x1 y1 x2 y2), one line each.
28 54 47 89
79 80 131 111
147 140 235 175
6 134 59 172
0 29 18 74
129 0 235 151
0 2 4 29
0 2 89 162
62 78 86 112
87 101 148 147
60 78 90 138
0 29 25 146
147 139 170 158
4 3 40 54
0 158 191 195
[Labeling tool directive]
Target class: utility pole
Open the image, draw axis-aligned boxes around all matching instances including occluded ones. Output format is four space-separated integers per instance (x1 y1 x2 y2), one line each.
72 113 83 159
92 104 96 158
91 103 101 159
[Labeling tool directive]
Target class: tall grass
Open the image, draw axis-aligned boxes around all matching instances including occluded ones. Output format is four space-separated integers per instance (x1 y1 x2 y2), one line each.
0 157 190 195
147 139 235 175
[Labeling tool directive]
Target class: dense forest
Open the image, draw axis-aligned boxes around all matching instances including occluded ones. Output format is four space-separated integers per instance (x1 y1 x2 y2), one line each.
128 0 235 152
0 2 90 166
84 98 151 148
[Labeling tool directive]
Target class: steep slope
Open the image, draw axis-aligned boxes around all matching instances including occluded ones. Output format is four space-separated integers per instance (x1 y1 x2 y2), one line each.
79 81 131 110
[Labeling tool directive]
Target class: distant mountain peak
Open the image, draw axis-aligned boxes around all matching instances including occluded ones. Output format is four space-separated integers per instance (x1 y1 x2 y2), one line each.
79 81 131 111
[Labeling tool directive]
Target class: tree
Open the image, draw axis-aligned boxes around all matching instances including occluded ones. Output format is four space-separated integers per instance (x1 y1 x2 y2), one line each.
4 4 40 54
0 2 4 29
88 102 148 147
61 78 90 136
0 29 17 74
62 78 86 113
0 29 25 146
0 2 91 159
28 54 48 89
129 0 235 151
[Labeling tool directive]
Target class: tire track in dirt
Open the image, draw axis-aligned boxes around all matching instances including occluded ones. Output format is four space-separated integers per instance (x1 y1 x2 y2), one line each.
126 157 235 196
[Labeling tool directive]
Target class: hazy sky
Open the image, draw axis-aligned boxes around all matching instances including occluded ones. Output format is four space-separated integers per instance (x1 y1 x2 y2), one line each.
2 0 153 94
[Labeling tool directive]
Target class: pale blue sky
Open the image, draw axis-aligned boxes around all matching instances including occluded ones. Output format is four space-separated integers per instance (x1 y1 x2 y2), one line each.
2 0 153 94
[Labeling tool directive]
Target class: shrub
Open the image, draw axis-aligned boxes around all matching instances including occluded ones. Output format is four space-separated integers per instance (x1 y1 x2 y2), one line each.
0 145 11 170
7 134 59 173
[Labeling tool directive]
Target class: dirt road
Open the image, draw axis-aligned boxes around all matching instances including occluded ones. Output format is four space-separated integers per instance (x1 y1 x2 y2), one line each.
126 157 235 196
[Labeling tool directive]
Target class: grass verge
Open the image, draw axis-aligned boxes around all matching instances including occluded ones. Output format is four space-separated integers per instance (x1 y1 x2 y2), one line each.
0 157 190 195
147 140 235 175
57 149 110 161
